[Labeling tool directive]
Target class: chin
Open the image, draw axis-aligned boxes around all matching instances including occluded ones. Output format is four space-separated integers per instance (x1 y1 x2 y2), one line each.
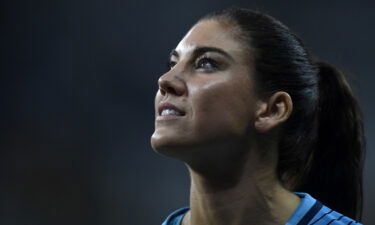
151 134 180 155
150 131 196 160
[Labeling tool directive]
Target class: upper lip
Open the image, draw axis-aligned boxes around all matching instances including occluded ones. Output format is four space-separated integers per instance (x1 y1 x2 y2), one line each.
158 102 186 116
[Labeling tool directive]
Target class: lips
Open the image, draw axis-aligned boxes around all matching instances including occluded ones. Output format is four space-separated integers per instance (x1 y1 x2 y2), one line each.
158 102 186 117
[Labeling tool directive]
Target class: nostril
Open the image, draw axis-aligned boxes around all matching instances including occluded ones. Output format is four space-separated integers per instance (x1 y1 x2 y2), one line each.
160 88 166 95
167 87 178 95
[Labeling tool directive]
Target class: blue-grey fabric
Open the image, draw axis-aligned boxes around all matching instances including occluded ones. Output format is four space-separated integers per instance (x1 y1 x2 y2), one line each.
161 192 362 225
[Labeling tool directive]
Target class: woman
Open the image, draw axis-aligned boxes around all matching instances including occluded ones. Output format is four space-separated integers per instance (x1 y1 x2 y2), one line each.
151 7 365 225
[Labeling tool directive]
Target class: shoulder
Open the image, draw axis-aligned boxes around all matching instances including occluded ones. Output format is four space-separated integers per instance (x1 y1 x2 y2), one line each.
308 204 362 225
161 207 190 225
161 193 362 225
288 192 362 225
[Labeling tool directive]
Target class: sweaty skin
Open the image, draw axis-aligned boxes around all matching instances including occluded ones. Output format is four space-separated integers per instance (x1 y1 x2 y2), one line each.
151 19 299 225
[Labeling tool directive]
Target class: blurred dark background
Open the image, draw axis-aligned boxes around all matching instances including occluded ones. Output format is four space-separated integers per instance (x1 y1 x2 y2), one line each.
1 0 374 224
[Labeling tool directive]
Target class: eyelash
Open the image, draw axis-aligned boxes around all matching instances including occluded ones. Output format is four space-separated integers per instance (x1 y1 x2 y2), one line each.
166 60 176 70
195 57 218 71
166 57 218 71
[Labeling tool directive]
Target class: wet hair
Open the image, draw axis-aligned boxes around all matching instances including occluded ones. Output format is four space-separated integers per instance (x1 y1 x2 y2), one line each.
200 8 365 220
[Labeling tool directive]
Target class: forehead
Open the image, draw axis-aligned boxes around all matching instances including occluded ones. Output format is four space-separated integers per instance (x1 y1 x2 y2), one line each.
174 20 244 57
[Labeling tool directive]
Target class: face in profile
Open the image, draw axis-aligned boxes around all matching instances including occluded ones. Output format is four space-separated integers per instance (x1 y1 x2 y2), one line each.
151 19 258 161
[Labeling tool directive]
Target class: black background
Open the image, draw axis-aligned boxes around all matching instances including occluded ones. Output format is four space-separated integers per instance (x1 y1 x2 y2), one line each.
1 0 374 224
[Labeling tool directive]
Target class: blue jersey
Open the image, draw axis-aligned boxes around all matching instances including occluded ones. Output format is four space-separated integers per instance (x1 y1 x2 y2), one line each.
161 192 362 225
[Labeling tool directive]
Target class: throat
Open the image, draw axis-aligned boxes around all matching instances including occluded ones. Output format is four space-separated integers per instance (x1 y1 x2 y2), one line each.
185 167 301 225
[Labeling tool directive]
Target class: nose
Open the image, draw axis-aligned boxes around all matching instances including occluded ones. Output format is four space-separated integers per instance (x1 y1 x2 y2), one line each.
158 72 186 96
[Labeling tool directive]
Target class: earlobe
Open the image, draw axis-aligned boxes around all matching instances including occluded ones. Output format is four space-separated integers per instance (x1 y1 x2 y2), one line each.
254 92 293 133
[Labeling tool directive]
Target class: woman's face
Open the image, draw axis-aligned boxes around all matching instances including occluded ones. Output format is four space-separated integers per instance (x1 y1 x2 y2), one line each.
151 19 258 159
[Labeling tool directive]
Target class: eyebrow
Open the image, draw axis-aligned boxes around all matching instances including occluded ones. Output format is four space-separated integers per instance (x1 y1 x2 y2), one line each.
169 46 235 62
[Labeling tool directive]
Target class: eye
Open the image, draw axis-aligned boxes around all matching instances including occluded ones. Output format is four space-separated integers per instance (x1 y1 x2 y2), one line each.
195 57 217 71
166 60 177 70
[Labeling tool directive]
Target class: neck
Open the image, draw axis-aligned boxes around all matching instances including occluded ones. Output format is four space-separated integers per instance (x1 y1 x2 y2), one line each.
182 145 300 225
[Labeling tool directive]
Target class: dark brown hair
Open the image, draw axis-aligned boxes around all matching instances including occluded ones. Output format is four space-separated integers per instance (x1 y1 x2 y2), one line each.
201 8 365 220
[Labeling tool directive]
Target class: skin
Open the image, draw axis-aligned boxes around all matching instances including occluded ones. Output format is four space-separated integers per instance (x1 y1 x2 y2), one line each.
151 19 299 225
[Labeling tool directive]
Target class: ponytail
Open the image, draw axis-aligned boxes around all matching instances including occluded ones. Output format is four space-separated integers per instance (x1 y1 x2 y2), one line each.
202 8 366 220
295 61 365 220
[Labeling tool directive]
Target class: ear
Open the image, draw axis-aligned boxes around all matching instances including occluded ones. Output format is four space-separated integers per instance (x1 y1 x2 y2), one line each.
254 91 293 133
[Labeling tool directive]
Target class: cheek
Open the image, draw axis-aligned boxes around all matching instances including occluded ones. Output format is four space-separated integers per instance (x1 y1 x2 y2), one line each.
189 77 255 137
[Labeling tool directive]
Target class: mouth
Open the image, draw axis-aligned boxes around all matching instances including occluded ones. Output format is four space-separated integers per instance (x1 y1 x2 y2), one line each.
157 102 186 120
